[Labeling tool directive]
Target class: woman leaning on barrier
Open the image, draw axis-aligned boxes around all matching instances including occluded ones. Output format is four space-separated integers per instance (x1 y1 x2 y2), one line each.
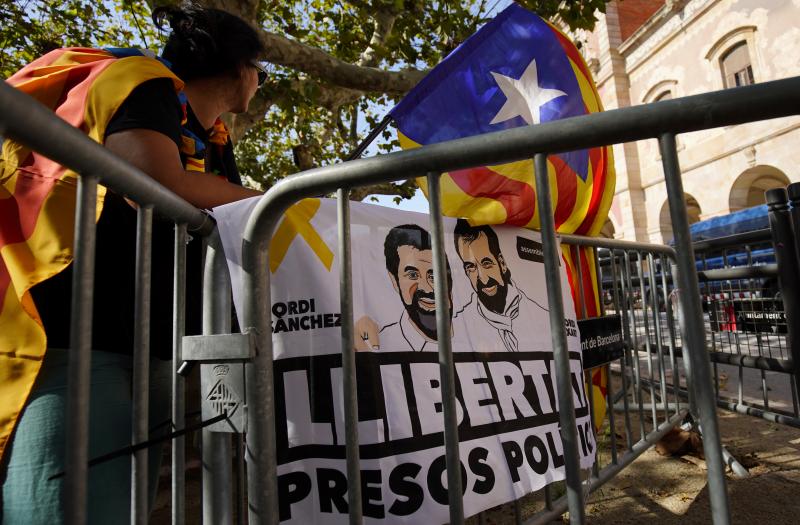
2 4 264 523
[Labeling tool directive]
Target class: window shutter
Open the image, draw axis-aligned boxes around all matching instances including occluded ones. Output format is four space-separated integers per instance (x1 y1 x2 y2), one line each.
722 42 754 87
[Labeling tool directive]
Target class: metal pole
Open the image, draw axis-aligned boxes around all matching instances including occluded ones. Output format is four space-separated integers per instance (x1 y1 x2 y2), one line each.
624 251 646 439
647 253 669 423
544 484 553 511
660 255 681 414
636 253 658 427
574 246 589 319
235 435 246 525
172 224 188 525
337 188 363 525
427 172 465 525
574 247 599 476
611 251 634 451
242 228 279 525
659 132 730 524
789 183 800 406
64 175 98 525
344 115 392 161
595 248 605 317
765 188 800 404
605 363 618 465
202 232 234 525
788 183 800 250
132 206 154 525
671 264 695 410
584 368 599 477
533 153 585 524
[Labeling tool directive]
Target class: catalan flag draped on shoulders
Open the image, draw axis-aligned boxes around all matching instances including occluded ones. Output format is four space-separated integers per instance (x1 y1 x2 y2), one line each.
389 3 615 428
0 48 183 459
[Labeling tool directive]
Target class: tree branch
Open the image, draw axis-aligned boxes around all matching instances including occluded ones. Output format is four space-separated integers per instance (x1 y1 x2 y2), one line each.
259 29 425 93
199 0 422 93
357 10 397 67
198 0 258 20
349 179 417 202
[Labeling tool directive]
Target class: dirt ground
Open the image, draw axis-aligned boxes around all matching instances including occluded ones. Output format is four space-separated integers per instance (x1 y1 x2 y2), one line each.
580 408 800 524
467 407 800 524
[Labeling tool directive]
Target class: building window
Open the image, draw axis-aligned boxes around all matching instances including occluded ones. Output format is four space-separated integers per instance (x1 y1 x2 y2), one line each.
721 42 754 88
705 26 759 91
653 91 672 102
642 80 678 105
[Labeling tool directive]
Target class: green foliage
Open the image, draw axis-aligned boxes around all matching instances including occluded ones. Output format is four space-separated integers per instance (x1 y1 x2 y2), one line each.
240 0 608 195
518 0 609 31
1 0 609 199
0 1 160 79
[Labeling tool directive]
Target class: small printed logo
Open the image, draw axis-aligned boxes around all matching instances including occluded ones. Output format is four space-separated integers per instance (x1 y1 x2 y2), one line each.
206 380 239 417
516 236 545 263
213 364 230 376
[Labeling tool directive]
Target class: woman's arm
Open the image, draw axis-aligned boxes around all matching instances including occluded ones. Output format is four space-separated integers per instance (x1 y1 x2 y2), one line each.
105 128 261 209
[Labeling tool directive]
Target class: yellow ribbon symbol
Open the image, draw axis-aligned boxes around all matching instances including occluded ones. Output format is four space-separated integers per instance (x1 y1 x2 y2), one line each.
269 198 334 273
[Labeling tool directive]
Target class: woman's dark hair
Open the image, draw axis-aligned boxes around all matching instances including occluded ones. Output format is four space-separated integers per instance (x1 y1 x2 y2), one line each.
152 3 265 81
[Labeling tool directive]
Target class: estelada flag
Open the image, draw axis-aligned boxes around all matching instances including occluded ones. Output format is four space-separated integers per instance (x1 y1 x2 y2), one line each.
389 3 614 427
0 48 181 459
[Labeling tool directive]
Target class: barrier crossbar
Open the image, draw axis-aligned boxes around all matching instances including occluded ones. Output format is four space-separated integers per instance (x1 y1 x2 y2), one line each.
3 75 800 525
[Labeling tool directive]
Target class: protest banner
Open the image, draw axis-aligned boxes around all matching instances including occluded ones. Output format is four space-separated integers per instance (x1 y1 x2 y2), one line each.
214 197 595 523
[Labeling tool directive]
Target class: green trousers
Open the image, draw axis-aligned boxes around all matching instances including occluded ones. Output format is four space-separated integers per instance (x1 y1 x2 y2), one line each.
1 348 172 525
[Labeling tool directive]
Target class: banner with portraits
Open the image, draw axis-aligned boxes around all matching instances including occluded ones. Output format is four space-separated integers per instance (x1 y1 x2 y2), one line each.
214 197 595 524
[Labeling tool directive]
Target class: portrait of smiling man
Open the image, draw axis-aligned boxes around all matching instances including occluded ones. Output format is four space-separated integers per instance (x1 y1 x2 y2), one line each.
452 219 549 352
355 224 452 352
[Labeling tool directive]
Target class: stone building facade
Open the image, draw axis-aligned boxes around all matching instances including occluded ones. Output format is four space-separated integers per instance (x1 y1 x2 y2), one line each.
576 0 800 242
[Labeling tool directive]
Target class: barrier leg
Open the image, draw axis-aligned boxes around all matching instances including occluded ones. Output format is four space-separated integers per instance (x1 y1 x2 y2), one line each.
534 153 585 524
172 224 188 525
336 189 364 525
202 234 234 524
132 206 154 525
427 172 464 525
660 132 730 525
64 175 98 525
766 189 800 413
242 236 279 525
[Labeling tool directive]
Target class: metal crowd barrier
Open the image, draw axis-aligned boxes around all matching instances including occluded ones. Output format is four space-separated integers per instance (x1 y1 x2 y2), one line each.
616 184 800 431
698 187 800 428
521 235 692 523
0 79 214 525
3 74 800 525
236 77 800 525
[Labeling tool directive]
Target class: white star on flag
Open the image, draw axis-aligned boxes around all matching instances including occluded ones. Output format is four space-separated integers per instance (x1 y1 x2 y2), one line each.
490 59 567 126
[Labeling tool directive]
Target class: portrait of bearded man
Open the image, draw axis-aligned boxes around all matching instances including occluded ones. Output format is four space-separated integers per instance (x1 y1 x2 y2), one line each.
452 219 549 352
355 224 453 351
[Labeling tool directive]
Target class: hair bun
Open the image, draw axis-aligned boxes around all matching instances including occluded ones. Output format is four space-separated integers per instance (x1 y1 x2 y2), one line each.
152 3 265 82
152 5 180 32
153 4 217 67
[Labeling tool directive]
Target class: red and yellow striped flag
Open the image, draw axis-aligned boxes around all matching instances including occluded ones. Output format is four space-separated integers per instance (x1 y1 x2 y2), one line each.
0 48 181 458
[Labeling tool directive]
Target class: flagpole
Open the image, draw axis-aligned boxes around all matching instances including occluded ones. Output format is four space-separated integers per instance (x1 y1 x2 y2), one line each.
344 114 393 162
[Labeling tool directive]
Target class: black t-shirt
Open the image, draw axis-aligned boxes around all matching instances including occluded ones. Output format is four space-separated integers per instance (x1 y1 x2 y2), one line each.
31 78 241 359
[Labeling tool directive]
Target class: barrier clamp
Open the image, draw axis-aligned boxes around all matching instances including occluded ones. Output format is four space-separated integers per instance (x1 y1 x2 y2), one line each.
181 331 256 434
